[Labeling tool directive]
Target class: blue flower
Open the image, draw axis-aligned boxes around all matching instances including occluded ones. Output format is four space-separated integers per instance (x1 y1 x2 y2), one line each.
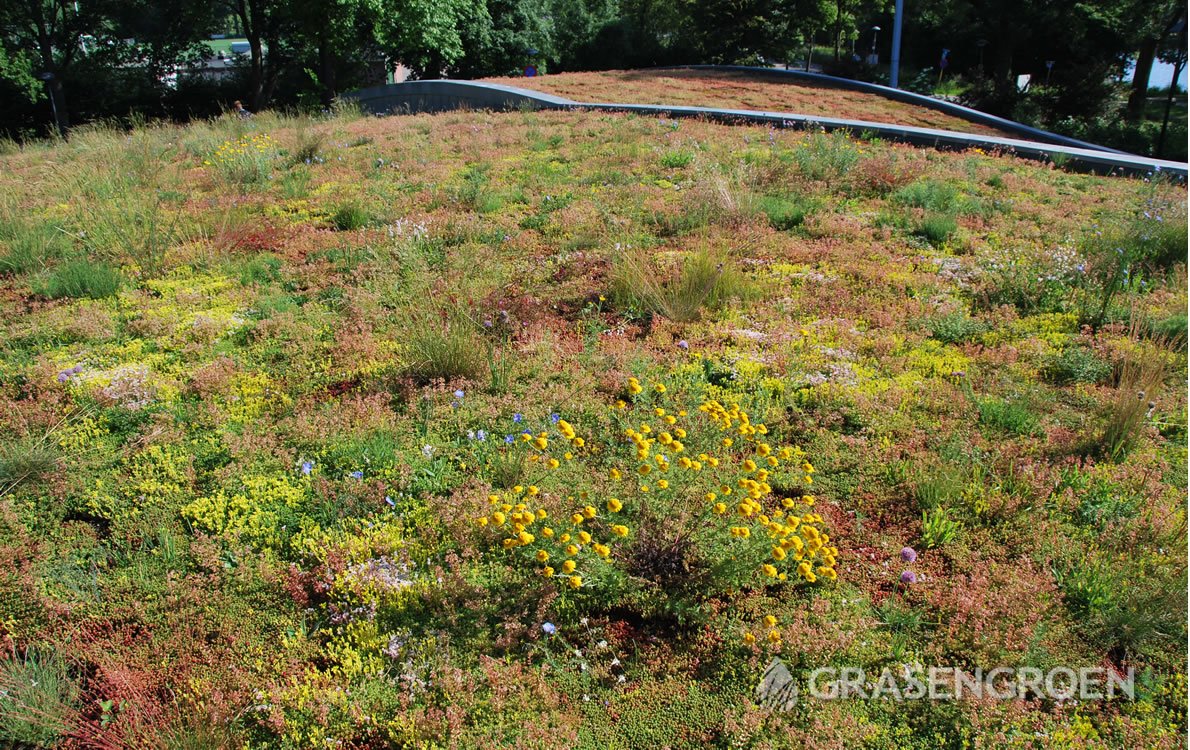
350 470 364 479
513 413 523 423
454 389 465 400
385 495 396 507
301 460 314 476
550 413 560 424
505 434 515 444
476 430 487 442
542 622 557 635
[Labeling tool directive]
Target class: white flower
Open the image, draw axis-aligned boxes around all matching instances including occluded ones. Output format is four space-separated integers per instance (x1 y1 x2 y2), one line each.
421 445 435 459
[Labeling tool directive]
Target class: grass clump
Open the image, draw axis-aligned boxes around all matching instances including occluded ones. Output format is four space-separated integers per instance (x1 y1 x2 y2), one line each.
754 194 812 230
914 212 957 246
894 179 957 212
35 260 123 299
659 149 695 169
1041 346 1112 384
401 310 487 383
1099 338 1170 461
611 245 751 323
977 396 1039 436
0 650 79 747
926 311 985 344
0 439 59 497
0 220 69 276
330 202 371 231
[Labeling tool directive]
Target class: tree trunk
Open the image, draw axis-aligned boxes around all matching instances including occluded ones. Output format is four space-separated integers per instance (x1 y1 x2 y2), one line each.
1128 37 1158 121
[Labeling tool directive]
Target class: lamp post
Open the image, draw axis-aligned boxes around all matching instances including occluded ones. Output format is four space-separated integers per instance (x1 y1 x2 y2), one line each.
889 0 904 87
35 71 62 136
870 26 881 54
866 25 881 67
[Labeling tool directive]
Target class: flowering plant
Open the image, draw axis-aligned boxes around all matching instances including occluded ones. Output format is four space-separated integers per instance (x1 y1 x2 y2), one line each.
471 377 839 609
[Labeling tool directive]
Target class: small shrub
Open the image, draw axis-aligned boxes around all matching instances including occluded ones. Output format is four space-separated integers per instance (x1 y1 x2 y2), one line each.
0 650 79 747
659 149 694 169
754 195 811 230
1147 313 1187 350
926 311 985 344
914 213 957 246
36 260 123 299
977 396 1039 436
1041 346 1112 384
239 253 282 285
921 506 960 548
610 245 752 323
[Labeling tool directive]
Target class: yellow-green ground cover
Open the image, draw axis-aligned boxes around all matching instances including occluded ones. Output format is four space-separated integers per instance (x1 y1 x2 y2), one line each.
482 69 1012 136
0 104 1185 748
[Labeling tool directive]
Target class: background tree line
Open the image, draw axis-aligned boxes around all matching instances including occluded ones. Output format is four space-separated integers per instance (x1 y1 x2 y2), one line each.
0 0 1184 156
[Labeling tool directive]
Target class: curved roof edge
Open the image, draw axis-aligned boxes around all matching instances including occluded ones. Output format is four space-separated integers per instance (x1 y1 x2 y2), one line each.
340 80 1187 179
658 65 1124 154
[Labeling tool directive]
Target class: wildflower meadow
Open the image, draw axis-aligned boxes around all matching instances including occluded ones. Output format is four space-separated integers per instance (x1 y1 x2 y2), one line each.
0 95 1186 748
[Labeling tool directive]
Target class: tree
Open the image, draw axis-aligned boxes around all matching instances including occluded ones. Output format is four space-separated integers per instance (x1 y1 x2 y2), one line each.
0 0 104 131
227 0 294 110
290 0 383 105
374 0 489 78
685 0 832 65
1125 1 1184 120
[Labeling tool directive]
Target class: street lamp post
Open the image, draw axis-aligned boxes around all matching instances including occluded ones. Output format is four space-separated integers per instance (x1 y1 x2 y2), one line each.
870 26 881 54
889 0 904 87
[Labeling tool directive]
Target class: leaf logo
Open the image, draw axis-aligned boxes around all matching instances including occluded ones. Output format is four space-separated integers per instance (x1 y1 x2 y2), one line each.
756 657 798 711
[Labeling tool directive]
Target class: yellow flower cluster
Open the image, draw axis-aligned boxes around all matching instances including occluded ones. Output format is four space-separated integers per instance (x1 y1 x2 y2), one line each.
206 133 276 164
473 377 840 595
611 383 839 585
476 415 628 590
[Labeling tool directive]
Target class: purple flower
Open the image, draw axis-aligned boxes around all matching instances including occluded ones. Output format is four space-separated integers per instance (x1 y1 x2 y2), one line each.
476 430 487 442
384 495 396 507
57 372 70 383
542 622 557 635
349 470 364 479
549 413 560 424
900 570 917 585
677 340 688 350
301 460 315 476
454 389 465 400
901 547 917 563
505 434 515 444
512 413 523 423
71 364 83 374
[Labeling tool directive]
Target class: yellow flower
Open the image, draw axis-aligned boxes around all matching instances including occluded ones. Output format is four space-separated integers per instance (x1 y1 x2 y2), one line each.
542 566 555 577
571 513 584 524
761 564 778 578
565 545 579 556
582 505 597 519
536 550 550 562
768 629 781 644
609 468 622 480
611 524 629 537
722 437 733 448
743 632 756 645
763 615 777 628
534 437 548 450
578 531 592 544
476 517 489 527
542 527 554 537
713 502 727 515
654 383 666 393
657 479 669 489
492 512 506 525
548 458 560 469
518 531 535 545
562 560 577 573
606 498 623 512
568 575 583 589
559 533 571 543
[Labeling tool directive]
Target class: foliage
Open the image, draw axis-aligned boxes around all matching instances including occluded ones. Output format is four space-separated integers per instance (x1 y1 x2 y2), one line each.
610 244 752 322
0 650 79 747
34 260 123 299
920 506 960 549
